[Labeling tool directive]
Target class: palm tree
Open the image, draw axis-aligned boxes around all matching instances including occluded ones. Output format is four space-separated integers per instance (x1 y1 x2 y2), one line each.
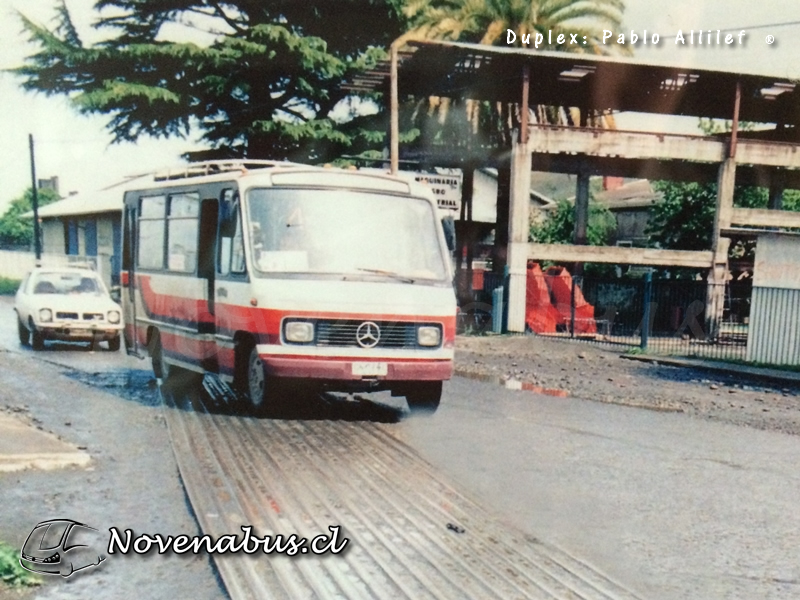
399 0 630 130
401 0 627 55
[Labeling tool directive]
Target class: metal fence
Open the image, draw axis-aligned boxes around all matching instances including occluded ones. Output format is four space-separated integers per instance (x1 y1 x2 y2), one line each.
461 271 759 362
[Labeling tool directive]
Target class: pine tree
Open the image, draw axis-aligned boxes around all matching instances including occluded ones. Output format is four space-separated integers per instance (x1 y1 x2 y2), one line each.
14 0 406 162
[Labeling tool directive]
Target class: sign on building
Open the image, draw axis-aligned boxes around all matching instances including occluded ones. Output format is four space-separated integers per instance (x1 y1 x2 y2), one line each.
408 172 462 214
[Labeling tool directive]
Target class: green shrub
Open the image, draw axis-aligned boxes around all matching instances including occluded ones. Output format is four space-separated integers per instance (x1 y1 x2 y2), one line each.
0 277 21 295
0 541 40 587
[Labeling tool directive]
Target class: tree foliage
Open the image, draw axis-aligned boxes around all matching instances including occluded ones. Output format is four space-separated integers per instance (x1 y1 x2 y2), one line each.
0 188 61 248
647 181 800 254
530 199 615 246
399 0 628 152
402 0 627 54
14 0 406 162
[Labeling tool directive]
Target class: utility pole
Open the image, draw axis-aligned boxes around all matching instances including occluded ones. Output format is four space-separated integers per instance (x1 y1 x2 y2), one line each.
28 134 42 262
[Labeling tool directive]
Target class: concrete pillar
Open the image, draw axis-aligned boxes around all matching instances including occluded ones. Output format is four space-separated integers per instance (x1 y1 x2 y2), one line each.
573 164 590 277
707 157 736 338
573 169 590 245
506 138 532 333
492 165 510 274
455 167 474 308
769 169 784 210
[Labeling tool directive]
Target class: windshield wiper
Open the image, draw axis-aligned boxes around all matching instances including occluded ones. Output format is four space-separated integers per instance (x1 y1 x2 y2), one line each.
355 268 415 283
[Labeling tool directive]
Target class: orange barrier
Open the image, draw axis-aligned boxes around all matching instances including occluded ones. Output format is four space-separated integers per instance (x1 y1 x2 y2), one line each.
544 266 597 334
525 263 559 333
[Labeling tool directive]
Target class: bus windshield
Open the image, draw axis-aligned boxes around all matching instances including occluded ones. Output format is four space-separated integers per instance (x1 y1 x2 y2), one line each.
247 188 449 282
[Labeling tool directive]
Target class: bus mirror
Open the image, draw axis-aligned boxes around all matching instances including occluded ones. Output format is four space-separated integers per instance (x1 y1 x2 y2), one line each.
219 197 239 234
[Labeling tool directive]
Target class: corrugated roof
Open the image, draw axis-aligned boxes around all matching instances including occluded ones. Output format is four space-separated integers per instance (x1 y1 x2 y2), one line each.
348 39 800 127
32 174 151 218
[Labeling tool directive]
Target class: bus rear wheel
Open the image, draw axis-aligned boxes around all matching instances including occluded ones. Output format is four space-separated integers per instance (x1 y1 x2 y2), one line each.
405 381 442 415
149 330 170 380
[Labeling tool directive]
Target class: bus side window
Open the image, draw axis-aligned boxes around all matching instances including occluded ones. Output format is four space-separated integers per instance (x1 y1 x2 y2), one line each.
167 193 200 273
231 215 246 274
138 195 167 269
218 190 245 276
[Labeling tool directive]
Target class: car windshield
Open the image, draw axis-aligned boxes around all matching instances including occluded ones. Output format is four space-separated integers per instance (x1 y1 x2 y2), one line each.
247 188 449 282
32 272 104 296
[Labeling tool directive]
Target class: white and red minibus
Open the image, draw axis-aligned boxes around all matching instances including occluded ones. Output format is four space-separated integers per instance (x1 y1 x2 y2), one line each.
121 161 457 414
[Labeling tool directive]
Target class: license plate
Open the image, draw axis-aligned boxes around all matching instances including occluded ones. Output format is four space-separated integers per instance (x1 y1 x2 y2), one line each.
352 362 388 376
70 329 92 336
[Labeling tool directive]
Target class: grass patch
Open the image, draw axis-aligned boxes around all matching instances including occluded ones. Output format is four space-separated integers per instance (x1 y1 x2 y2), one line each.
0 541 40 588
623 347 645 356
0 277 21 296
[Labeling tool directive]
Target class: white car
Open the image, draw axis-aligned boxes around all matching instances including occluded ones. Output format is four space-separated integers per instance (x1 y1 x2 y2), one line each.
14 267 123 351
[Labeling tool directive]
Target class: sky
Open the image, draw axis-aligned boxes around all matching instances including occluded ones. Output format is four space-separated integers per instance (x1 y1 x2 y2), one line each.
1 0 800 213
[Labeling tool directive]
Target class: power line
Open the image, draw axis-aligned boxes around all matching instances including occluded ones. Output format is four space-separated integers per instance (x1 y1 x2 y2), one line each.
658 19 800 37
721 20 800 32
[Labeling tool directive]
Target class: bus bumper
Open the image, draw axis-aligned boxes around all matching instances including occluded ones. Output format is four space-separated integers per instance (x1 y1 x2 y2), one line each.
262 356 453 381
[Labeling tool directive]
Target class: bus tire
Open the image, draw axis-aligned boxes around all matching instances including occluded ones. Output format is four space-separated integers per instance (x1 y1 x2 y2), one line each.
149 329 170 380
237 345 286 417
405 381 442 415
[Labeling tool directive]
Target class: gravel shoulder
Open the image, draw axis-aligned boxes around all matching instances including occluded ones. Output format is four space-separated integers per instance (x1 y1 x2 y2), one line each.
454 334 800 436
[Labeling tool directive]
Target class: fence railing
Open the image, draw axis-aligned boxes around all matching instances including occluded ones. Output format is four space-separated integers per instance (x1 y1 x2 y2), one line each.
461 271 759 363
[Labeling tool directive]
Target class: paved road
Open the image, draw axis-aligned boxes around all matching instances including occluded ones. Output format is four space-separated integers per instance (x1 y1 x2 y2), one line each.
396 379 800 599
2 296 799 599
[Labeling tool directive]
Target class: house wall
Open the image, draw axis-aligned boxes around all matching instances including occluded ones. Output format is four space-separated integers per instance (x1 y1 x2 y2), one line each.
41 220 65 255
40 212 121 288
0 250 36 280
746 233 800 365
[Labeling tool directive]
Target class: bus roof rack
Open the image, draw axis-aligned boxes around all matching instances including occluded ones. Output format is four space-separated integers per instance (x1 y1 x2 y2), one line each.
153 160 302 182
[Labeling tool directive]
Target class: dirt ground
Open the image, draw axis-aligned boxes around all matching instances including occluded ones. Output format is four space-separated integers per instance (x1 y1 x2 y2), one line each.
454 334 800 437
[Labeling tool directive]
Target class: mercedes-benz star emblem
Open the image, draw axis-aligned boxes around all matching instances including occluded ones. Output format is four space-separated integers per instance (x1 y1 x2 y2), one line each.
356 321 381 348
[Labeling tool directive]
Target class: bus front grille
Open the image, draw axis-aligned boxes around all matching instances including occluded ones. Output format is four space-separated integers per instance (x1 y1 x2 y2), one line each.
314 320 426 349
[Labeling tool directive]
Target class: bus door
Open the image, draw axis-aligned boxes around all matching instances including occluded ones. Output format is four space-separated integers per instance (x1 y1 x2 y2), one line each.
121 201 140 356
197 197 218 371
213 189 249 378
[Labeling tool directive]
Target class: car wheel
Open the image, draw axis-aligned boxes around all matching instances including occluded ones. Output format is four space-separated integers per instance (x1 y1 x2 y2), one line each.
149 330 170 380
405 381 443 415
107 335 121 352
31 327 45 351
17 318 30 347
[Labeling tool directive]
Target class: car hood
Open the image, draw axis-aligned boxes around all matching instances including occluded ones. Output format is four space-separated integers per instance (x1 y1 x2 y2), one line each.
29 295 119 314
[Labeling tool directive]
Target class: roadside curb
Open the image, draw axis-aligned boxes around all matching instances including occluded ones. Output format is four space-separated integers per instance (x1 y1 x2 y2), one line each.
454 368 570 397
0 412 91 473
621 354 800 387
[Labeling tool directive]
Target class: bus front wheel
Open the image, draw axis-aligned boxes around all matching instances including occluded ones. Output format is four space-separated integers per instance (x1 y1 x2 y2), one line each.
240 346 285 417
405 381 442 415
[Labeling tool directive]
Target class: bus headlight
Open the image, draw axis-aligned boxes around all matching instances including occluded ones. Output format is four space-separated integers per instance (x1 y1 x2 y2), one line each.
284 321 314 343
108 310 121 324
39 308 53 323
417 326 441 347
